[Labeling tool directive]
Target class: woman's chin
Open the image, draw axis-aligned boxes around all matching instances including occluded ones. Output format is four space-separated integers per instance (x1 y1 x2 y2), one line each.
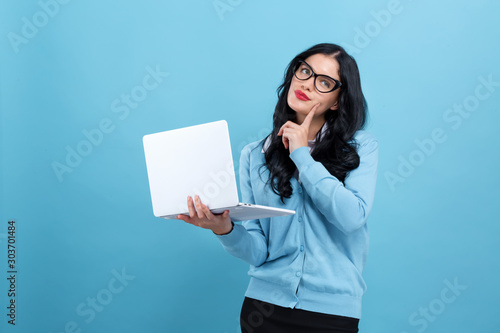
288 100 310 115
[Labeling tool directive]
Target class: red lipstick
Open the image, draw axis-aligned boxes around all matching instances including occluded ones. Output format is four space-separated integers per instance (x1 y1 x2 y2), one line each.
295 90 310 101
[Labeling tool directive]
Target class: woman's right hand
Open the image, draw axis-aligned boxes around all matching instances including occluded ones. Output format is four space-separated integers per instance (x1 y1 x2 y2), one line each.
176 195 233 235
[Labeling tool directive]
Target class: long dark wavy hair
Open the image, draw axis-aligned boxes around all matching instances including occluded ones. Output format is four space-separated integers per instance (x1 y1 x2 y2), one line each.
263 43 368 202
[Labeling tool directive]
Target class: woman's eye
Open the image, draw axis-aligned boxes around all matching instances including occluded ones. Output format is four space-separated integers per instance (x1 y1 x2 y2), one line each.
320 80 331 88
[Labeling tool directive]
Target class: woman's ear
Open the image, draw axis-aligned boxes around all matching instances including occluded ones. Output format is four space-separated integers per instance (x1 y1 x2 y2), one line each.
329 101 339 111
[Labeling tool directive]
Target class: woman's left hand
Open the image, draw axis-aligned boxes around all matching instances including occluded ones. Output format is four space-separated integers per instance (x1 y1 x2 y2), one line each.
176 195 233 235
277 103 320 153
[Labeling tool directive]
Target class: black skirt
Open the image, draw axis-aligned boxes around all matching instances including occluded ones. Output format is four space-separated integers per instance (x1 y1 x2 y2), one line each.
240 297 359 333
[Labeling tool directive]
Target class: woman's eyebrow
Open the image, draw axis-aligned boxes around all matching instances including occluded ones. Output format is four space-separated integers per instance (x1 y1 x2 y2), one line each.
307 62 336 79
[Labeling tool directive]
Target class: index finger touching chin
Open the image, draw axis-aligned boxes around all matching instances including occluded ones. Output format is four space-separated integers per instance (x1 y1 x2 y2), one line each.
302 105 318 128
310 103 320 114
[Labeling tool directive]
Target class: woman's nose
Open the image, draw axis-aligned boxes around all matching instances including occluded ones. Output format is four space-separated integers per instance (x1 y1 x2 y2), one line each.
301 76 315 91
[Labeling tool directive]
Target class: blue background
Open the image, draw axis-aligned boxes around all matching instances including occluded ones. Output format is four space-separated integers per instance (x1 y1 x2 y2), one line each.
1 0 499 332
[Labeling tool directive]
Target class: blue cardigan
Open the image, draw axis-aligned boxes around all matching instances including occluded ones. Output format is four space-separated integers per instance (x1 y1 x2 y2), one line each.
216 130 378 319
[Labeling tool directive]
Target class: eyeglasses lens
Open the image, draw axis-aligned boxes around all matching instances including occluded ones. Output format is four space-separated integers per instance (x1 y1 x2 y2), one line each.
295 62 338 93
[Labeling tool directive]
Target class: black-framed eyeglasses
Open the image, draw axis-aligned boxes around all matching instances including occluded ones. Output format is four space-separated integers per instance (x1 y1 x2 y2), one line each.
294 60 342 93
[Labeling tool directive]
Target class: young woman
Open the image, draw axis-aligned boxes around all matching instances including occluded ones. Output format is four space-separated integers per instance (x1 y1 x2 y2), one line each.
177 43 378 333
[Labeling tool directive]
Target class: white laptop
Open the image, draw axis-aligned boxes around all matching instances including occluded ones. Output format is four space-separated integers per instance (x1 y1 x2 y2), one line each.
142 120 295 222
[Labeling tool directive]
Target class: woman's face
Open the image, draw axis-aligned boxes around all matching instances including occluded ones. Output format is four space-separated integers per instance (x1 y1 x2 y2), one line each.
287 53 341 122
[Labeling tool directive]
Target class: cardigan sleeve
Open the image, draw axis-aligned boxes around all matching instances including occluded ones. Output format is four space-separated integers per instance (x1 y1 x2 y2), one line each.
290 132 378 234
215 143 269 267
